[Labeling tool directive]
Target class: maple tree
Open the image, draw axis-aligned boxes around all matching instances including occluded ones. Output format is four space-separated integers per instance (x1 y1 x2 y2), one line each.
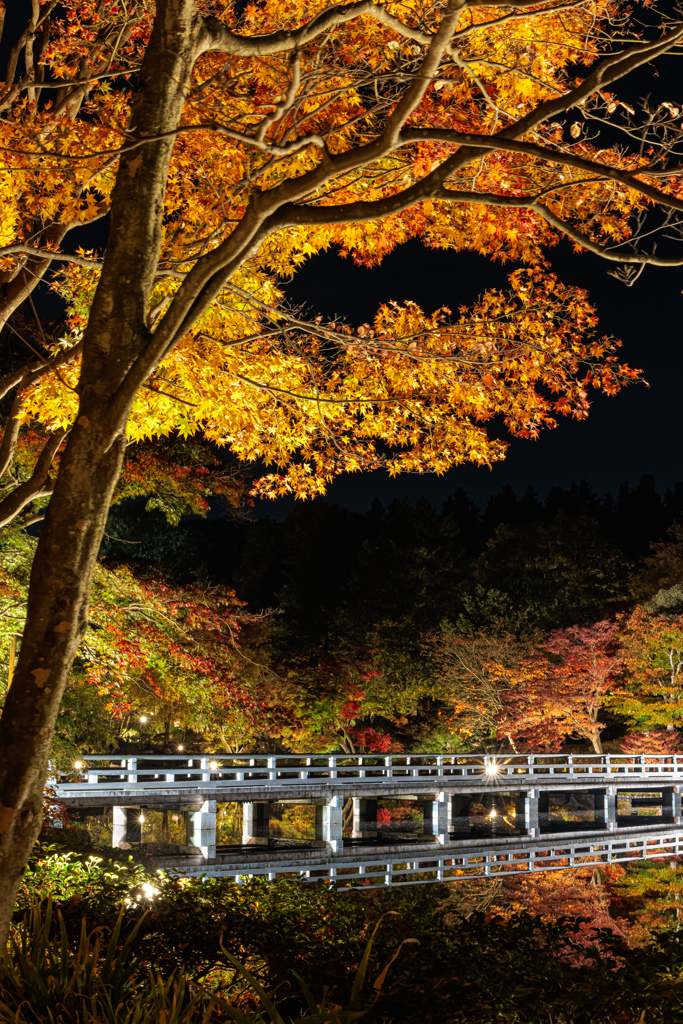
2 0 683 941
427 625 536 743
488 621 623 752
608 606 683 736
620 731 682 755
0 532 275 761
113 435 252 525
1 421 250 532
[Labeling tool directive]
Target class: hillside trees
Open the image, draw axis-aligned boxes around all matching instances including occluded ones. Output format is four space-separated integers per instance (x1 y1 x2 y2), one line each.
3 0 683 939
486 621 623 752
607 606 683 735
428 620 623 752
427 626 536 744
462 514 631 634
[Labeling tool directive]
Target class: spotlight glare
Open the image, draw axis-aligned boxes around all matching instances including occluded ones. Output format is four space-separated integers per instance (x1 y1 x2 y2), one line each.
140 716 148 724
485 763 501 776
74 760 83 770
209 760 219 770
177 745 184 751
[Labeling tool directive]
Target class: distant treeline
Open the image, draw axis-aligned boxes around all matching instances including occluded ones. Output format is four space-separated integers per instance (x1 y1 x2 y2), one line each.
102 473 683 634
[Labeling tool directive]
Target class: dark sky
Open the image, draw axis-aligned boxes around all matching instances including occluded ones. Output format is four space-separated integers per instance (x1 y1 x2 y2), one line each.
264 239 683 514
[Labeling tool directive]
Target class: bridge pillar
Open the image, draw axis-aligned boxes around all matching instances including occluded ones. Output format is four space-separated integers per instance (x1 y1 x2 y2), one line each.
187 800 216 858
661 786 682 821
423 793 450 843
316 796 343 851
352 798 377 838
112 806 142 847
242 802 270 845
593 787 617 830
515 790 540 836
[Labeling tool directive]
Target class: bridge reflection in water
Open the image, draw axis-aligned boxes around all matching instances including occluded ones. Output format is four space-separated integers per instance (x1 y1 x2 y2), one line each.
53 753 683 888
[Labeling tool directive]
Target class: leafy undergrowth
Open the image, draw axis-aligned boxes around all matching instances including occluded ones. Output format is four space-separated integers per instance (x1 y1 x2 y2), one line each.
6 847 683 1024
0 900 402 1024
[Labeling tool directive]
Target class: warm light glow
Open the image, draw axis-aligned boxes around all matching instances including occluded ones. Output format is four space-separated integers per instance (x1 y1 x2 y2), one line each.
485 763 501 776
490 809 497 818
140 715 148 724
141 882 158 898
74 761 83 770
139 814 145 823
177 745 184 751
209 760 219 770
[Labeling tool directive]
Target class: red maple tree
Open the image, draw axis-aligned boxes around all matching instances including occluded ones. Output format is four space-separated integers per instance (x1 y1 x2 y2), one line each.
489 621 623 753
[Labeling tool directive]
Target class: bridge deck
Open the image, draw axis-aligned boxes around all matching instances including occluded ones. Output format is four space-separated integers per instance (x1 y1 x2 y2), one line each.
52 753 683 887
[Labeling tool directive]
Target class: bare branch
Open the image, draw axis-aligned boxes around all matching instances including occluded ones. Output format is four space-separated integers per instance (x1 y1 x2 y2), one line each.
0 393 24 481
0 246 103 270
0 429 67 530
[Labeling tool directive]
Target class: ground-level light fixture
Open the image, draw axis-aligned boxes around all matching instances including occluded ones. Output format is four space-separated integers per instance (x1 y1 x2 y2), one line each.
140 716 148 724
209 760 219 770
485 763 501 776
177 745 184 751
74 761 83 770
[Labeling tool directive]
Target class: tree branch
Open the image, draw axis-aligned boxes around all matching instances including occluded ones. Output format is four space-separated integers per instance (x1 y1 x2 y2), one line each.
0 340 83 404
0 393 24 480
401 129 683 213
0 429 66 530
197 1 432 57
0 246 103 270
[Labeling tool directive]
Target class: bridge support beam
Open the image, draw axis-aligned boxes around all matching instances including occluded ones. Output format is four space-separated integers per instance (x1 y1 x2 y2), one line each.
423 793 450 843
242 802 270 845
316 796 343 851
352 798 377 838
515 790 540 836
593 787 617 830
112 806 142 847
187 800 216 858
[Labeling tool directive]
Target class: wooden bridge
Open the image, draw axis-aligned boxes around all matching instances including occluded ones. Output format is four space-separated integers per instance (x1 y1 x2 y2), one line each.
52 752 683 888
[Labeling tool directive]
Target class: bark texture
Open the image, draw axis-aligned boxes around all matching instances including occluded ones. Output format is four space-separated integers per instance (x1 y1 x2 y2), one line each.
0 0 201 945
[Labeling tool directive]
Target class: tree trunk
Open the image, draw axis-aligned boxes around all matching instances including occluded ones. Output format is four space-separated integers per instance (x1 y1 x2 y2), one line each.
0 0 200 946
590 731 603 755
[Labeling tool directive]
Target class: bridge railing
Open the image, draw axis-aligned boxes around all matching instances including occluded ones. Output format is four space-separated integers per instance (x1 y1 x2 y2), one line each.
173 829 683 888
60 752 683 789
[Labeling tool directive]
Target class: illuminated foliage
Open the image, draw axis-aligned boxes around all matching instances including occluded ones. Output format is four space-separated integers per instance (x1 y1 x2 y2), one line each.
620 731 682 755
487 621 622 753
0 533 272 755
609 606 683 733
0 0 659 524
